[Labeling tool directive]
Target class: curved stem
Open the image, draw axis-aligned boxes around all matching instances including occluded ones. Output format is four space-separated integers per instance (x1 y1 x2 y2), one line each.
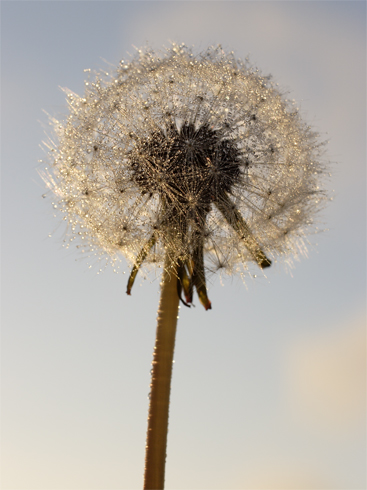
143 255 180 490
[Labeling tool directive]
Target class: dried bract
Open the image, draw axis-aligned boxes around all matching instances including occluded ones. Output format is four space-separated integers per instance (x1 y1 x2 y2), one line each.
41 44 327 308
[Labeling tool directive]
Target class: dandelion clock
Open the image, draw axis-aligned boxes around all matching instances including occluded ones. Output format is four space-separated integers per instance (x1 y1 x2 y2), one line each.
41 44 327 489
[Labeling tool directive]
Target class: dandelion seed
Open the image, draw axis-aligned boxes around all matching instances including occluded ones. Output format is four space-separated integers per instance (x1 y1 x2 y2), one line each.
41 44 328 490
41 44 326 309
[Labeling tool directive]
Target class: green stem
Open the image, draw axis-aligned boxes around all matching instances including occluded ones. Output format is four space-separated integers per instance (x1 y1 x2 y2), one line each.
143 254 180 490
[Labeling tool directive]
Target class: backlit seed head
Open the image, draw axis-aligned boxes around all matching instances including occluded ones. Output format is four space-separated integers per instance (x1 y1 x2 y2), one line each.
41 44 328 305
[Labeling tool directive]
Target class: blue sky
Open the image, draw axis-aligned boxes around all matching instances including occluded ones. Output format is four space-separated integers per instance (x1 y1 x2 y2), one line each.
1 2 366 489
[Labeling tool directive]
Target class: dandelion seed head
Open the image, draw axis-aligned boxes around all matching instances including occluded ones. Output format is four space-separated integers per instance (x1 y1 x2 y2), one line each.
42 43 328 283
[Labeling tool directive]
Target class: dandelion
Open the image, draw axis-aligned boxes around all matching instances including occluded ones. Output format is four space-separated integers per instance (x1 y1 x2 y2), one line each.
41 44 327 489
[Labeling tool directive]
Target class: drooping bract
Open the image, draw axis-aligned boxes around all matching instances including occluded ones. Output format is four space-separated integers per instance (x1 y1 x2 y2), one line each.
42 44 326 307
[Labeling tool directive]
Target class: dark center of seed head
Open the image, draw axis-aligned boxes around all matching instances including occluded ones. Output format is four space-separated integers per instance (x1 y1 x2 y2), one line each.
131 122 242 206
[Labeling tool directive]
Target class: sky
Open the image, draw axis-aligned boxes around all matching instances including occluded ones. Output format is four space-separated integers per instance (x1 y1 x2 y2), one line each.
1 1 366 489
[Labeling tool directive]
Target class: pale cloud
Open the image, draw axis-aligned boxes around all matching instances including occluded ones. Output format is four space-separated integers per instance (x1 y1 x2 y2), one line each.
285 314 366 434
240 464 332 489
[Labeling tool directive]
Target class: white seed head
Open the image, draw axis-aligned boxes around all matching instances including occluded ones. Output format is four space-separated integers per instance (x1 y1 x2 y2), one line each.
41 44 328 282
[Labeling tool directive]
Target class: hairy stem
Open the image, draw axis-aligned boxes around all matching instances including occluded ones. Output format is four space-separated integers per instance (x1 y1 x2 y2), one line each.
143 255 180 490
